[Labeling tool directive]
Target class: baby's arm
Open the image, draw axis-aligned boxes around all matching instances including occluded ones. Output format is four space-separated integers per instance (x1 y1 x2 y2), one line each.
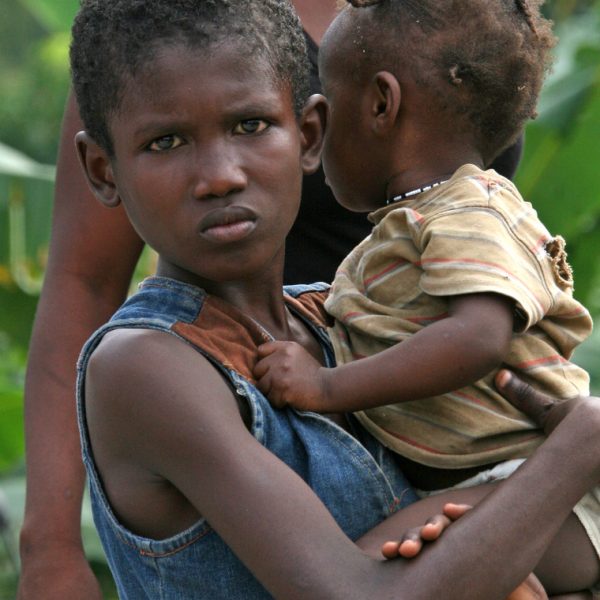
255 291 514 412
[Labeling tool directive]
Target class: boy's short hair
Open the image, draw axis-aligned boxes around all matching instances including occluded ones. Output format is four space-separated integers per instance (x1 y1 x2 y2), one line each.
70 0 310 155
344 0 556 162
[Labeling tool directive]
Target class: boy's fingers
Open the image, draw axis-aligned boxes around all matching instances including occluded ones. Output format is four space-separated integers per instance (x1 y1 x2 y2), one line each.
397 538 422 558
420 514 452 541
443 502 472 521
495 370 553 425
381 541 401 559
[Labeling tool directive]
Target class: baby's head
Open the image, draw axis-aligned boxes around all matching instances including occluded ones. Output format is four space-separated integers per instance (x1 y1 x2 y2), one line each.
322 0 555 165
70 0 311 155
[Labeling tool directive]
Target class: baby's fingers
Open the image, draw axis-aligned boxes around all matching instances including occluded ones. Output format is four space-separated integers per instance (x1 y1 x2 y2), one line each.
253 354 271 381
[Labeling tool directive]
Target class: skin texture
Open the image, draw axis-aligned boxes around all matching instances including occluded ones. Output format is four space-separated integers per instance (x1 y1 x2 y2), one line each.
75 33 600 597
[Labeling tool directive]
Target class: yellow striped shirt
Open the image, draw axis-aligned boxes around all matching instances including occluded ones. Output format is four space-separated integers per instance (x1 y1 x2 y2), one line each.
326 164 592 469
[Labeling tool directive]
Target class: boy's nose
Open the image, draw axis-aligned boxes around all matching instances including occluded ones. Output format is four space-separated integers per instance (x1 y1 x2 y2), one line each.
192 147 248 200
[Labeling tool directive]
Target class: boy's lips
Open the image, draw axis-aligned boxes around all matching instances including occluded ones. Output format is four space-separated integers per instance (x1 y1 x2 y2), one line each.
197 206 258 242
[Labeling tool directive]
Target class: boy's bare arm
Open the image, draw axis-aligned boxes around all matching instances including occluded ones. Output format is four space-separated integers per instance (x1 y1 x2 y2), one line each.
255 292 514 412
18 92 143 600
90 330 600 600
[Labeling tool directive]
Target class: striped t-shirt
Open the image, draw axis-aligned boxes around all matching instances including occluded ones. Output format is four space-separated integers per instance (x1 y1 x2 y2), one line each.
325 164 592 469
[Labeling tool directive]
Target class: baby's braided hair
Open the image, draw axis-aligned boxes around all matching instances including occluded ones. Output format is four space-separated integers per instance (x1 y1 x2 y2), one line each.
340 0 556 161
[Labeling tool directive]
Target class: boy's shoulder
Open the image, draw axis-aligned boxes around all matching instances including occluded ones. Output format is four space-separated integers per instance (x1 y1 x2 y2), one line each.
81 277 332 387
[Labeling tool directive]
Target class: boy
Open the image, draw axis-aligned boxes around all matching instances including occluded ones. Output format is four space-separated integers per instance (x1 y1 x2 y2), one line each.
255 1 600 592
70 0 600 598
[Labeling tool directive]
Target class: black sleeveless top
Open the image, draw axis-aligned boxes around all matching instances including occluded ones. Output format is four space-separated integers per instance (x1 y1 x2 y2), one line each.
284 32 524 285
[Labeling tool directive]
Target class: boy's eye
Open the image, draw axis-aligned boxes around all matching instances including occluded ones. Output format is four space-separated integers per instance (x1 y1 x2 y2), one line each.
233 119 270 135
147 134 183 152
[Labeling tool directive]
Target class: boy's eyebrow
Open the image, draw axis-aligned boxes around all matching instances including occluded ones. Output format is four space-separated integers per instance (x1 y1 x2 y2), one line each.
217 91 287 116
128 94 289 140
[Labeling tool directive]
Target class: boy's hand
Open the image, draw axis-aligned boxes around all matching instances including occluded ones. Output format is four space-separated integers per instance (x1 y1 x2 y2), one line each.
381 501 547 600
380 502 471 559
495 369 582 436
254 341 330 411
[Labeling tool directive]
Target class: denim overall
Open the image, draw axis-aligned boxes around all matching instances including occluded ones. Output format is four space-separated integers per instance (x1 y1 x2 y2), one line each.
76 276 418 599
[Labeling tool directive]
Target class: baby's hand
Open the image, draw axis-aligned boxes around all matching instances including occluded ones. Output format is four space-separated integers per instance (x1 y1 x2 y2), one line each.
254 341 330 411
381 503 471 559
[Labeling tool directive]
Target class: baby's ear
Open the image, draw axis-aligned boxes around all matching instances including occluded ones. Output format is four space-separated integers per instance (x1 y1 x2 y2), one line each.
368 71 401 136
299 93 327 175
75 131 121 208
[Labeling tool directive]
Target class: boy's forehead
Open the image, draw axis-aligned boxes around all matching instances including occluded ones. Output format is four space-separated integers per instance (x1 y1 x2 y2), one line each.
111 43 295 126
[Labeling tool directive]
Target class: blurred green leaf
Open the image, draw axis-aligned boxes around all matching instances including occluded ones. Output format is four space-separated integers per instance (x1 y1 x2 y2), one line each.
536 65 599 134
0 334 25 473
18 0 79 33
0 143 55 181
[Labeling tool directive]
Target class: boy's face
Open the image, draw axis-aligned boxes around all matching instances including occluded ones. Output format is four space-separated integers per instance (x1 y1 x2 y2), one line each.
94 42 312 286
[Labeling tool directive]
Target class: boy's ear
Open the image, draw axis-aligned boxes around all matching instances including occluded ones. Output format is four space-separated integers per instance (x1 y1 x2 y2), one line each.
299 93 328 175
368 71 401 135
75 131 121 208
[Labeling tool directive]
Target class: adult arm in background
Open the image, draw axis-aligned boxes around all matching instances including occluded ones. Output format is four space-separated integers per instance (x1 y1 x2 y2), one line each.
17 92 144 600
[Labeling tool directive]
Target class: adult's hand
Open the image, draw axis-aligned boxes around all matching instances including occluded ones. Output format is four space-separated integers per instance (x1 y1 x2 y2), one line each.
17 542 102 600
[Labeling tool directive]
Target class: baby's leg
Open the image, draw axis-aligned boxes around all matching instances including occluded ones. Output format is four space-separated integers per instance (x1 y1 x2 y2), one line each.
535 512 599 595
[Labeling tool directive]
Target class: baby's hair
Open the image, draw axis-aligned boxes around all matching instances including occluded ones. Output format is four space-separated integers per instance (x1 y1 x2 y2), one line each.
70 0 310 155
342 0 556 161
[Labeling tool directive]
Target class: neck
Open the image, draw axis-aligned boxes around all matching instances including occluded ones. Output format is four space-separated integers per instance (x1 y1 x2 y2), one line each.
155 255 293 339
386 154 484 203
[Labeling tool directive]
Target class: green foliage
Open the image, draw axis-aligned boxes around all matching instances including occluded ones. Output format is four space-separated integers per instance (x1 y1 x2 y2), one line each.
0 337 25 473
19 0 79 33
515 1 600 385
0 1 76 165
